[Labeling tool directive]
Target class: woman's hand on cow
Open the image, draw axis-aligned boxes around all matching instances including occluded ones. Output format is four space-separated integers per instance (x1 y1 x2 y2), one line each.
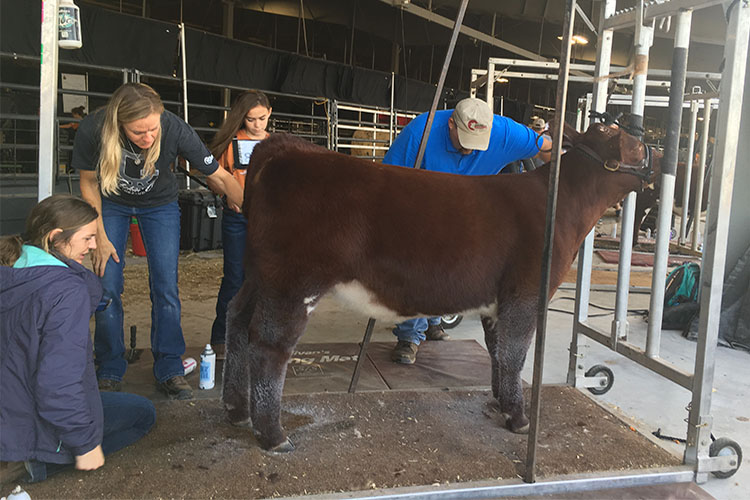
208 168 244 213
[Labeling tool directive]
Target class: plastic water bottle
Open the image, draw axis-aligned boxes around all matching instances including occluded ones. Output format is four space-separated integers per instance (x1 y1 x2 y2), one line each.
199 344 216 390
58 0 83 49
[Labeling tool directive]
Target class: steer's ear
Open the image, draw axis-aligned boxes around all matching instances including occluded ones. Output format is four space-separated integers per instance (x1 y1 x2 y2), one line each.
618 128 645 165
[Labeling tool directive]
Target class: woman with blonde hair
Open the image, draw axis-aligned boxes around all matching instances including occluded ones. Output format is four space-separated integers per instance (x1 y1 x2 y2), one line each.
0 195 155 483
74 82 243 400
205 90 271 360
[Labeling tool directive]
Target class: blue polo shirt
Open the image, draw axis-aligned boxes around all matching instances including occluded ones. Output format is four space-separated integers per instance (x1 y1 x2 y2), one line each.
383 110 542 175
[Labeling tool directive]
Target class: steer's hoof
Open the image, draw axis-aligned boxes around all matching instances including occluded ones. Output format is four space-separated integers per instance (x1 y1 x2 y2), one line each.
267 437 295 454
509 422 530 434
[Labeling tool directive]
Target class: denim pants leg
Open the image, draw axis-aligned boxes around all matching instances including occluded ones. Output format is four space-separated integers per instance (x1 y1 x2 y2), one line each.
23 393 155 483
136 201 185 383
210 209 247 346
427 316 442 327
100 391 156 456
95 200 131 381
393 317 429 345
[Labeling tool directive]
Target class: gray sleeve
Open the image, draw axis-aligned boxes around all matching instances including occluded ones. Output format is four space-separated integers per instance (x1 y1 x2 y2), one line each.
168 111 219 176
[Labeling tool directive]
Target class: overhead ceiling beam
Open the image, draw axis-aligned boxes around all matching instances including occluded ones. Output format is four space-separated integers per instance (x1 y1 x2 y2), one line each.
603 0 725 31
378 0 550 62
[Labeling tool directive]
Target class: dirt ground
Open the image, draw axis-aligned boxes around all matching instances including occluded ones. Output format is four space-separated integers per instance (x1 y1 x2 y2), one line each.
20 387 679 499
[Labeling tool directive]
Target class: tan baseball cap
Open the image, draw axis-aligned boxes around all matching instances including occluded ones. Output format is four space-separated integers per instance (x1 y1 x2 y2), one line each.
530 117 546 132
453 98 493 151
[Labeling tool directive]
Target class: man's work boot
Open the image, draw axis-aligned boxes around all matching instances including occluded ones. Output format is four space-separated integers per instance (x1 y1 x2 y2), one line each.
425 323 451 341
158 375 194 400
391 340 418 364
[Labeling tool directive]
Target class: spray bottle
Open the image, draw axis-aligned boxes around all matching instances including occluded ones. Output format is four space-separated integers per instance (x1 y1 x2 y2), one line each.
58 0 83 49
199 344 216 390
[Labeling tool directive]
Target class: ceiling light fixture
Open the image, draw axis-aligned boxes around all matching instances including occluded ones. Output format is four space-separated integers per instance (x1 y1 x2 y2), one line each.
557 35 589 45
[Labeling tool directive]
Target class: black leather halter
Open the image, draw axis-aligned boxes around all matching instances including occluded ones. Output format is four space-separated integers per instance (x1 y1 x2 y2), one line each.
573 140 654 190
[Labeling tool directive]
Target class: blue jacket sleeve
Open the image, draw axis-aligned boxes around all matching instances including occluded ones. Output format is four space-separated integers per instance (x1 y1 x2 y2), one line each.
35 280 102 457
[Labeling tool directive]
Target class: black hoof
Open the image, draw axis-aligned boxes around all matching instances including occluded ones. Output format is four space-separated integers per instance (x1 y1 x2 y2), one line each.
500 412 529 434
509 422 530 434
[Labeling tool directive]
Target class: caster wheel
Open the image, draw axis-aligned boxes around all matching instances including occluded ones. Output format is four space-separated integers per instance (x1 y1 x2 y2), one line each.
709 437 742 478
585 365 614 395
440 314 463 330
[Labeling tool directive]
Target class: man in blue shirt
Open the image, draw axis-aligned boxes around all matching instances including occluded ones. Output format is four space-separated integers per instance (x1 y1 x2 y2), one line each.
383 98 551 364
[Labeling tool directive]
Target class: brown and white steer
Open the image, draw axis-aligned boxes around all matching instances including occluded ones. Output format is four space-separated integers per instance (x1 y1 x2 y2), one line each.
222 123 658 452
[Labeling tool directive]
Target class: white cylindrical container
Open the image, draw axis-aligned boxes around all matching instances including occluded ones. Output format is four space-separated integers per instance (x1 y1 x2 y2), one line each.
182 357 197 376
58 0 82 49
199 344 216 390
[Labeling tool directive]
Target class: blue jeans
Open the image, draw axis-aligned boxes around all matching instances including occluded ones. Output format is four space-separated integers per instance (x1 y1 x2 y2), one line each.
210 209 247 345
25 392 156 483
96 199 185 383
392 317 442 345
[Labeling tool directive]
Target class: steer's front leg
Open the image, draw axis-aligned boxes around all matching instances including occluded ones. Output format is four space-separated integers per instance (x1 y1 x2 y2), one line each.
247 294 310 452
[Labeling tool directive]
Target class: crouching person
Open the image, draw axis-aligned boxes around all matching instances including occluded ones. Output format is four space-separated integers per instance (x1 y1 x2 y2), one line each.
0 195 155 483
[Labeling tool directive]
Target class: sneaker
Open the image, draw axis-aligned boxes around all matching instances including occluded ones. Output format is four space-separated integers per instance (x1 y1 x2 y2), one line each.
97 378 122 392
391 340 418 364
158 375 194 400
213 343 226 361
424 323 451 341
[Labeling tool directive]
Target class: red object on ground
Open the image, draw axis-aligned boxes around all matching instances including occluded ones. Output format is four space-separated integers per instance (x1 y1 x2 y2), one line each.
130 220 147 256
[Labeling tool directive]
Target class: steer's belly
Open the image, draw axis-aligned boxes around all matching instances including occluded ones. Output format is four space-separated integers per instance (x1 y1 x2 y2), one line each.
325 280 497 321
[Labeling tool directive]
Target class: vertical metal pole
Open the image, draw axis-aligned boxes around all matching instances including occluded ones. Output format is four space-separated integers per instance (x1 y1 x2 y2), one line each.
331 100 338 152
413 0 469 170
569 0 614 386
389 72 395 144
685 1 749 480
692 101 711 251
39 0 60 201
179 23 191 189
221 1 234 121
646 9 693 358
526 0 575 483
348 318 375 393
486 60 495 108
611 3 653 344
680 92 700 245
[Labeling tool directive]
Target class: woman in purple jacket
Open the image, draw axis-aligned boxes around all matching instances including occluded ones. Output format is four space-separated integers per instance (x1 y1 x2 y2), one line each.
0 195 155 483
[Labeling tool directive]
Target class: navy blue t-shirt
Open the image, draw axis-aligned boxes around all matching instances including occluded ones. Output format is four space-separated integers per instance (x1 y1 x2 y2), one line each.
73 109 219 207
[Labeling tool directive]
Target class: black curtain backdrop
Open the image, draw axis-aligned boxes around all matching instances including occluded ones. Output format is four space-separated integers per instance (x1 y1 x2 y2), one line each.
2 0 442 111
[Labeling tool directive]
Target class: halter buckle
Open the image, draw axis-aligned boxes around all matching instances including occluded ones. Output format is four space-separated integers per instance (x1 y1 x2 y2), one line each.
604 159 620 172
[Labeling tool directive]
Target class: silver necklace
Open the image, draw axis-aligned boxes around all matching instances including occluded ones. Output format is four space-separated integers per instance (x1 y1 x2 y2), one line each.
125 140 142 165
